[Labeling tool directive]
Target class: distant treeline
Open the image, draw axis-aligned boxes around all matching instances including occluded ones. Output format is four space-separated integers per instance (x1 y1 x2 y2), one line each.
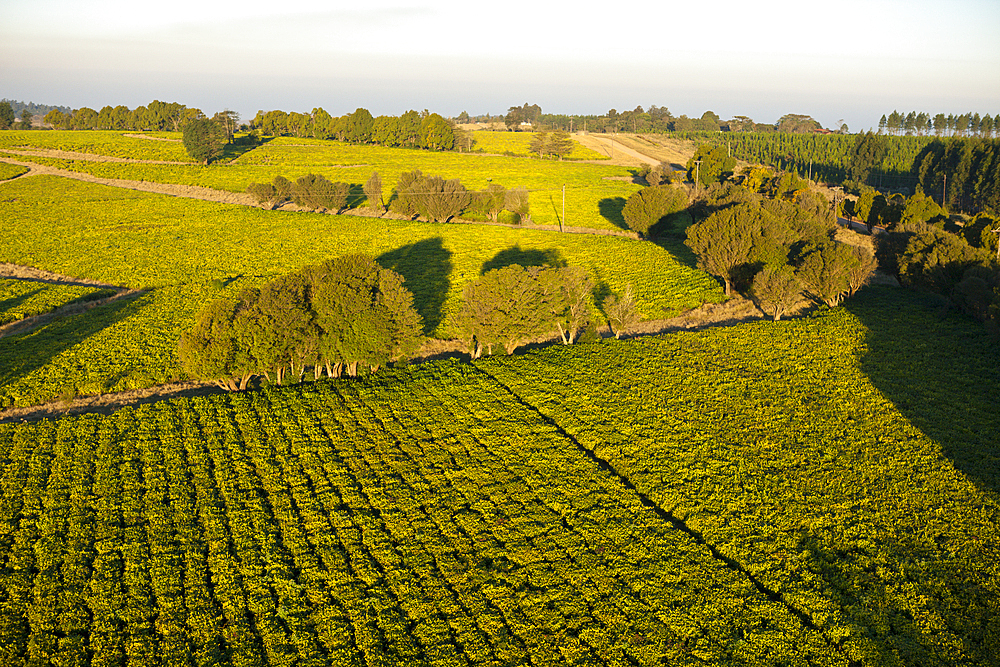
878 110 997 137
250 108 458 151
39 101 222 132
461 105 832 135
0 99 71 118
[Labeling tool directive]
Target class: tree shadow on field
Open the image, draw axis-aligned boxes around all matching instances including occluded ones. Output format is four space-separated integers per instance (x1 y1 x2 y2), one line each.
480 246 567 275
377 238 452 335
598 197 629 230
0 291 146 398
346 183 366 209
844 287 1000 496
0 286 44 325
795 528 999 664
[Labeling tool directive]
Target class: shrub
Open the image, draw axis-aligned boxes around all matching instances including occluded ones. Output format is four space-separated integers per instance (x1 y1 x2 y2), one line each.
505 186 531 225
292 173 349 212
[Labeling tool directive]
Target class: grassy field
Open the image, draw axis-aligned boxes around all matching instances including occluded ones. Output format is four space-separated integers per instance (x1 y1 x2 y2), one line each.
0 288 995 665
0 130 193 162
0 175 723 407
0 163 30 181
0 132 641 231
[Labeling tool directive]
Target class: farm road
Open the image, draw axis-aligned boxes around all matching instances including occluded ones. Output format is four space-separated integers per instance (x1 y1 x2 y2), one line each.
574 133 660 167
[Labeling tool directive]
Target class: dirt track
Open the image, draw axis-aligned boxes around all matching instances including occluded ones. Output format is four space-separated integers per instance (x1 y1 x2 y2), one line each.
0 294 766 424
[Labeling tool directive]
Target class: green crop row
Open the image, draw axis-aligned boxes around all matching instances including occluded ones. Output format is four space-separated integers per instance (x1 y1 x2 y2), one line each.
482 287 1000 665
0 130 192 162
0 358 840 665
0 279 114 325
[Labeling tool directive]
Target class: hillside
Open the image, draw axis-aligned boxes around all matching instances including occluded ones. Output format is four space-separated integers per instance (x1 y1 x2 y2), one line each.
0 130 997 666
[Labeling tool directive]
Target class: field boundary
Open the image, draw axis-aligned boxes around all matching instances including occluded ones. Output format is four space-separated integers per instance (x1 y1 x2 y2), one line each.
0 155 642 238
0 295 772 424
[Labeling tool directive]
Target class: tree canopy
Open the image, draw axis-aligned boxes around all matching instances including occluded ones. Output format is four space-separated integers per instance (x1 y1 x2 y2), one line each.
182 118 227 164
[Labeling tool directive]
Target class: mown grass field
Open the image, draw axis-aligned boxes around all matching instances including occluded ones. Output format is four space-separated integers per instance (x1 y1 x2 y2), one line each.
0 132 640 231
0 288 996 666
0 175 722 407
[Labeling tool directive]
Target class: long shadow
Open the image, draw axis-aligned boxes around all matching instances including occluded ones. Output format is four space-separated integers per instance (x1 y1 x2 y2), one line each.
597 197 629 230
377 238 452 335
0 286 44 325
649 210 701 270
844 287 1000 495
480 246 566 275
796 527 999 664
0 291 146 394
221 135 274 162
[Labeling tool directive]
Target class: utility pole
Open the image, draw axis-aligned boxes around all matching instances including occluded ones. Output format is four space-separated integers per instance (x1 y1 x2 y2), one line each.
694 160 702 196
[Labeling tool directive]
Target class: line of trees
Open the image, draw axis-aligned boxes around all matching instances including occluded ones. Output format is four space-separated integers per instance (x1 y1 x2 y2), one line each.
179 253 640 389
246 170 534 225
178 255 423 389
490 104 826 135
38 101 232 132
879 111 997 137
251 108 456 151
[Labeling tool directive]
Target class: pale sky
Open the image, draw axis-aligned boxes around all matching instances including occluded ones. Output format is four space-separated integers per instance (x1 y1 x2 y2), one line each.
2 0 998 131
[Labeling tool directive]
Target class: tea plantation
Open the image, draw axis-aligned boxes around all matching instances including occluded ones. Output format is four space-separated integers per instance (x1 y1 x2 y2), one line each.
0 132 997 665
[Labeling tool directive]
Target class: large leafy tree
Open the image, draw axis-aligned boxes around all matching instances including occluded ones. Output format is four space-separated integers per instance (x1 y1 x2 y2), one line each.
686 144 736 186
182 118 227 164
684 202 758 295
420 113 454 150
751 265 801 321
455 264 550 357
796 243 863 307
177 299 257 391
307 255 422 377
621 185 688 237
